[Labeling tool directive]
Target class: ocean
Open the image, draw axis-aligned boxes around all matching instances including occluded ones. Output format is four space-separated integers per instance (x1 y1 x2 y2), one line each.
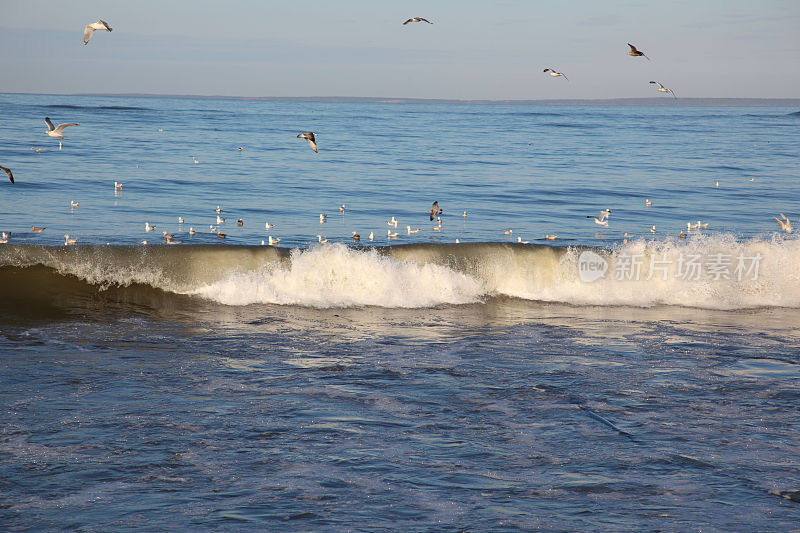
1 93 799 531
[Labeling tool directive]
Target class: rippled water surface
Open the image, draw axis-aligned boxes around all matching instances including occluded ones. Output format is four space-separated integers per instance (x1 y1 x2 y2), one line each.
1 94 799 531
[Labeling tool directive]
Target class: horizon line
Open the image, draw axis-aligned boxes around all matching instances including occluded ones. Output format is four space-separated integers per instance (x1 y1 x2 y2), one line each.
3 91 800 106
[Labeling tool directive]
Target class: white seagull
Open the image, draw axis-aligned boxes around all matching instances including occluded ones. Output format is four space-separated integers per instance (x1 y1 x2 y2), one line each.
83 20 112 45
587 215 609 227
44 117 79 150
543 68 568 81
649 81 676 99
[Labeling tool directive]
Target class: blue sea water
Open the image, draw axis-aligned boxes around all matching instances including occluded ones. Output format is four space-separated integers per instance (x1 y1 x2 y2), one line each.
1 93 799 531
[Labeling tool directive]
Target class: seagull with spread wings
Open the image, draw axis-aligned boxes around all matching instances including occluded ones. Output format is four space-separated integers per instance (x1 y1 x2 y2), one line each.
84 20 112 45
649 81 676 98
403 17 433 25
44 117 79 150
0 166 13 184
627 43 650 60
297 132 318 153
543 68 569 81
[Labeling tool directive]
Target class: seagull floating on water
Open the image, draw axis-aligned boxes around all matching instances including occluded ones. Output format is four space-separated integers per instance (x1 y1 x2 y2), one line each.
317 235 328 244
70 200 79 208
31 226 46 233
545 234 557 240
265 221 274 229
339 204 346 213
114 181 123 191
145 222 156 232
320 214 327 223
627 43 650 60
403 17 433 25
388 216 398 227
407 225 420 234
388 229 399 238
369 231 374 241
268 236 280 246
64 234 77 245
297 132 318 153
649 81 676 98
503 229 513 235
0 166 13 184
83 20 112 45
517 236 530 244
543 68 568 81
645 198 653 206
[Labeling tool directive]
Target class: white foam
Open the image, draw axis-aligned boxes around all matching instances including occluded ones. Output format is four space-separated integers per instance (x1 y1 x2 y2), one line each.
490 234 800 310
190 243 484 308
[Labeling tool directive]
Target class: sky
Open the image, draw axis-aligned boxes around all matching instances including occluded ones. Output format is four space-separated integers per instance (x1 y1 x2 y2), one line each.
1 0 798 100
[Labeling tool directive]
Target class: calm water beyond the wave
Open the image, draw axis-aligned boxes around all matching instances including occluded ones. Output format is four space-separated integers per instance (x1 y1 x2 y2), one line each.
1 93 799 531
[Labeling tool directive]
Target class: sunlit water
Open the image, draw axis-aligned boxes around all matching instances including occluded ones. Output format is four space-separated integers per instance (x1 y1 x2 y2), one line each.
1 93 799 531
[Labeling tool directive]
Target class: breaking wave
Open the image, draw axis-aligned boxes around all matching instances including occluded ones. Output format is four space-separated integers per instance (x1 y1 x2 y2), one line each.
1 235 799 311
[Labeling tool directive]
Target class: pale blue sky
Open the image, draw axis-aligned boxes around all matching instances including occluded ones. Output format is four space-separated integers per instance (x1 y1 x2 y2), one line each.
1 0 798 99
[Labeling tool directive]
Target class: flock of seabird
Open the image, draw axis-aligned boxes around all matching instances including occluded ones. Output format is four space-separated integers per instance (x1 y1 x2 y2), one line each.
0 16 795 247
542 42 677 100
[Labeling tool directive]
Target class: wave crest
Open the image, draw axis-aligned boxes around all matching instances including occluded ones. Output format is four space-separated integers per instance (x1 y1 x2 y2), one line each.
1 235 799 310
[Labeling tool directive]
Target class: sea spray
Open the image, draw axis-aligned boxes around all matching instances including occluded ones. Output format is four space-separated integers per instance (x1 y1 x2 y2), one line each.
190 243 484 308
2 235 799 310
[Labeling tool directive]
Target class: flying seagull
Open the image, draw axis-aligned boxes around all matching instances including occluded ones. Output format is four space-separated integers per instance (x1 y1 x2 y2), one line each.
627 43 650 60
649 81 676 98
297 132 318 153
774 213 793 233
45 117 79 150
45 117 79 139
543 68 568 81
403 17 433 25
430 201 442 221
0 165 13 184
84 20 112 45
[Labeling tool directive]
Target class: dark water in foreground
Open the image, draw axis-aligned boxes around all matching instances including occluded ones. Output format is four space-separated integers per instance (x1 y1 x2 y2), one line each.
2 286 800 531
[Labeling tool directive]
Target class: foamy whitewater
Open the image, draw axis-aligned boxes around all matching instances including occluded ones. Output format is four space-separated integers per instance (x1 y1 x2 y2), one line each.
2 95 800 531
3 234 799 310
